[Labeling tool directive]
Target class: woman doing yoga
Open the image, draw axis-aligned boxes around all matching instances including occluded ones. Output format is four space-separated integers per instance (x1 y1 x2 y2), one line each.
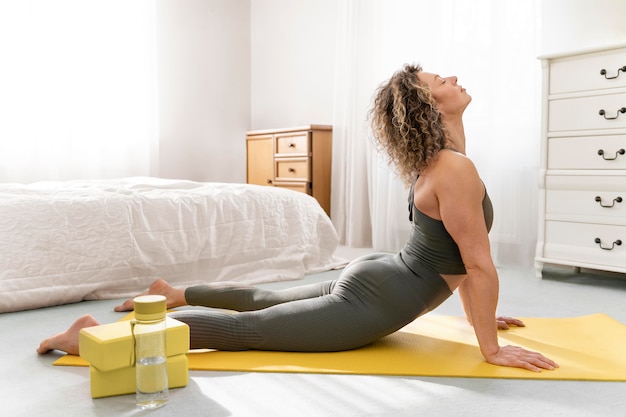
38 64 558 372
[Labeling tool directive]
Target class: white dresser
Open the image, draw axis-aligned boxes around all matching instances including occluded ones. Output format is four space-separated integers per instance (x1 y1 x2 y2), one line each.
535 45 626 277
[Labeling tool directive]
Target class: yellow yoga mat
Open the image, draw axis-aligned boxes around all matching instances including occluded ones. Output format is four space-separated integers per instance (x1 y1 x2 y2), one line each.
54 313 626 381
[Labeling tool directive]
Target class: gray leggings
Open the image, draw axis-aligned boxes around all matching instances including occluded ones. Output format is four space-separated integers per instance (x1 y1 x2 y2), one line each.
168 253 452 352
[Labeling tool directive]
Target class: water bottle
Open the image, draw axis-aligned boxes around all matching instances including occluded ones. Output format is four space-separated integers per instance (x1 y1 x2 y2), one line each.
132 295 169 409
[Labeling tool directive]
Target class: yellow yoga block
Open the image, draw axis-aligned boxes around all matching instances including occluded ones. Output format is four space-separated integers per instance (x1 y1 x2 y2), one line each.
89 354 189 398
79 317 189 372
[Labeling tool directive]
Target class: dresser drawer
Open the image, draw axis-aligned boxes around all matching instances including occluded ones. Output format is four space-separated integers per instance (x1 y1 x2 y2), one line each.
547 189 625 219
550 48 626 94
544 221 626 268
547 136 626 169
546 194 624 220
549 92 626 132
275 132 310 156
546 175 626 219
275 158 310 181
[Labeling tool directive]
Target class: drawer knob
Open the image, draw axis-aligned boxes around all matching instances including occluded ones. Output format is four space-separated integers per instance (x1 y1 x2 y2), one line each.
600 66 626 80
594 238 622 251
598 107 626 120
595 196 623 208
288 168 296 173
288 143 296 148
597 148 625 160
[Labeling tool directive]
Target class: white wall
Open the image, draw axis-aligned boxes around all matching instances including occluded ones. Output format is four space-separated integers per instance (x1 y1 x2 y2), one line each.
156 0 250 183
250 0 337 130
154 0 338 183
154 0 626 183
540 0 626 55
246 0 626 131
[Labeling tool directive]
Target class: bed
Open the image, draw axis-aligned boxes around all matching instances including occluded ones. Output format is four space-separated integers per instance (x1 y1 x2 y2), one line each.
0 177 346 313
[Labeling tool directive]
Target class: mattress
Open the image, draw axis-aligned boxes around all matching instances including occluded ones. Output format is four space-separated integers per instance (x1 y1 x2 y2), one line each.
0 177 346 312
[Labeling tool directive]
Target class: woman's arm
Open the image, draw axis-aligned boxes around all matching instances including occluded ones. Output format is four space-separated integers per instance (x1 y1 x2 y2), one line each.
457 279 473 325
435 152 557 371
458 280 526 329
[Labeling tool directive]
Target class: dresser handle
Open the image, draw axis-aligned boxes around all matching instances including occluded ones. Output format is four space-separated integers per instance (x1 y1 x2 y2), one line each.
600 66 626 79
288 168 296 173
288 143 296 148
598 107 626 120
594 238 622 250
597 148 625 160
595 196 623 207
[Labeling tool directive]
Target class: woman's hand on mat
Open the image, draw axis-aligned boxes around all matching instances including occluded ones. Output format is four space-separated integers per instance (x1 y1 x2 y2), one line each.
486 345 559 372
496 316 525 330
466 316 525 329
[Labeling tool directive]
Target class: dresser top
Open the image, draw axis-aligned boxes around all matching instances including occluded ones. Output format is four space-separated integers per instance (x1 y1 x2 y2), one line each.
538 41 626 60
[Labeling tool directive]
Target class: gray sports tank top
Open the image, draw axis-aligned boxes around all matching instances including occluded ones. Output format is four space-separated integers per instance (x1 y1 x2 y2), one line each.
400 178 493 275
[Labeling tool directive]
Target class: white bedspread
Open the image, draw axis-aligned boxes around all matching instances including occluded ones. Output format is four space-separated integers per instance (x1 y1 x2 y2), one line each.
0 177 346 313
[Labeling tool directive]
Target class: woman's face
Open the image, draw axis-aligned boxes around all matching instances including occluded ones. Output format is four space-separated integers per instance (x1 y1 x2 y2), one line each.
417 72 471 116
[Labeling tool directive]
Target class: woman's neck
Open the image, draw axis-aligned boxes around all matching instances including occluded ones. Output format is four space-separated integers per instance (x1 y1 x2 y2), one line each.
443 117 466 154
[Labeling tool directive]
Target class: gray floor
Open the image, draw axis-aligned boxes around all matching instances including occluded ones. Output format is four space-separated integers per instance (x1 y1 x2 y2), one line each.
3 248 626 417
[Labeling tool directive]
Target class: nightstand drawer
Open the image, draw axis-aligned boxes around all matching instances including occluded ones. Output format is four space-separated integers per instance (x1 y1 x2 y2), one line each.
550 48 626 94
547 136 626 169
275 158 310 181
544 221 626 268
274 182 309 194
549 92 626 132
275 133 310 156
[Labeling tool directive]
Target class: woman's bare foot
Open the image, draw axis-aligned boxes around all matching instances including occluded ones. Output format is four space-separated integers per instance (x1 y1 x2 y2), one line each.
114 279 187 312
37 314 99 355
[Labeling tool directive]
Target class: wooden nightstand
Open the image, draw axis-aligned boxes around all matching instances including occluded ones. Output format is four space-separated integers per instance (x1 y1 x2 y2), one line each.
246 125 332 216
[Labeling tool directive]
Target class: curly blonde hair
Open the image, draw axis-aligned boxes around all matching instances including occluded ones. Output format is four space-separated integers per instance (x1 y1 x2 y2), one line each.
370 64 450 186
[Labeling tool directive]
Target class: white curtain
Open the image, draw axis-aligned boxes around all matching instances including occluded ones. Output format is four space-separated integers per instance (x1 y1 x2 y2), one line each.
332 0 541 270
0 0 157 183
331 0 378 248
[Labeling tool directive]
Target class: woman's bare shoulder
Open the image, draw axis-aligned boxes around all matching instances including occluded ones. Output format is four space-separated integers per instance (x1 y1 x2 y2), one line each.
432 149 479 179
